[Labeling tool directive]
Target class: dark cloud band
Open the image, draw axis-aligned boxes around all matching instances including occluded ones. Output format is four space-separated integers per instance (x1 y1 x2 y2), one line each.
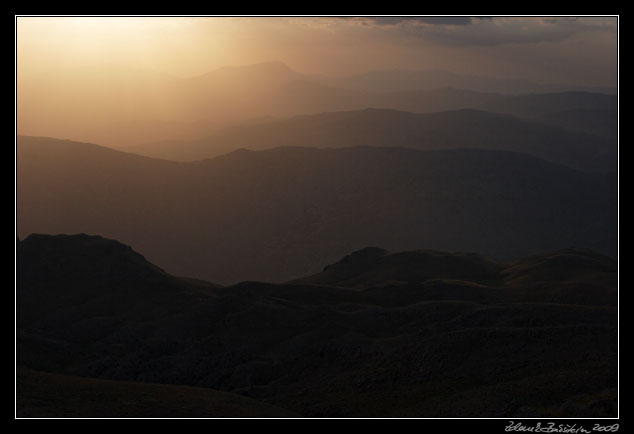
353 16 475 26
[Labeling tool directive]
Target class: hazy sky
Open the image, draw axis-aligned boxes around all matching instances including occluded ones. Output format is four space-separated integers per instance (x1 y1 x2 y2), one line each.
17 16 618 86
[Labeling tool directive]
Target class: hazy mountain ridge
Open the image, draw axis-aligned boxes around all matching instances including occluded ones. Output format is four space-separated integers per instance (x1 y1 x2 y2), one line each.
17 136 617 285
310 67 618 95
537 108 618 141
16 233 617 417
479 91 617 119
18 61 617 147
127 107 617 172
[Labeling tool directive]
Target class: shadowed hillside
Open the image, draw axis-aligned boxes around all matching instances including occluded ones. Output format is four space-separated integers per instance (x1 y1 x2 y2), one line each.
17 367 298 418
16 233 219 329
16 234 617 417
17 136 617 284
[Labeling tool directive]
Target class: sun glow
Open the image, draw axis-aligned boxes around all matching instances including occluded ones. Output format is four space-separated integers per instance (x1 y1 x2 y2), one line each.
16 16 618 146
18 17 189 73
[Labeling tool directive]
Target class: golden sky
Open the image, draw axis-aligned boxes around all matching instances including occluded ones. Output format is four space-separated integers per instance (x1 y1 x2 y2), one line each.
17 16 618 83
15 16 618 146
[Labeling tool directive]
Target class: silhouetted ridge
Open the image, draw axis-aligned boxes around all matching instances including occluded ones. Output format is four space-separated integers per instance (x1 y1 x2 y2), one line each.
297 248 504 288
18 233 167 279
16 233 199 329
331 247 389 267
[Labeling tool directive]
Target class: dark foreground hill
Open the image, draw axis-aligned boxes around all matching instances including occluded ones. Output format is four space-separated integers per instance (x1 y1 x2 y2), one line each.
17 136 617 285
128 108 616 172
17 367 298 418
16 234 617 417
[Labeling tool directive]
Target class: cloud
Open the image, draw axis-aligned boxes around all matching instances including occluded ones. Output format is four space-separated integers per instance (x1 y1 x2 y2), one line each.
362 16 474 26
340 16 616 47
453 17 615 46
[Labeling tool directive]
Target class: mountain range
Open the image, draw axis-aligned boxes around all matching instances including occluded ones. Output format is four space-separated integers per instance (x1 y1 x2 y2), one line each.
17 135 617 285
310 67 617 95
15 59 619 418
126 107 617 171
17 61 618 147
16 233 617 417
